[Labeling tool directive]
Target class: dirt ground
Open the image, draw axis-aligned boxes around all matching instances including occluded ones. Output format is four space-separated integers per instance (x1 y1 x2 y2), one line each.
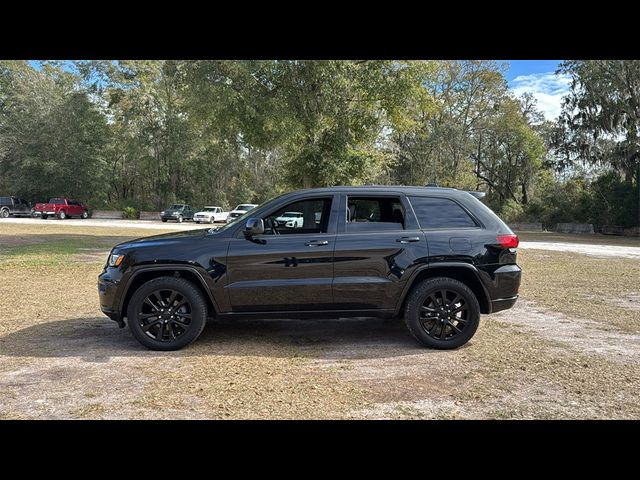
0 224 638 419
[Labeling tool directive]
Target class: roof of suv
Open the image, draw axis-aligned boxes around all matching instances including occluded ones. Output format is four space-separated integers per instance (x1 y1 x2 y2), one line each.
283 185 469 197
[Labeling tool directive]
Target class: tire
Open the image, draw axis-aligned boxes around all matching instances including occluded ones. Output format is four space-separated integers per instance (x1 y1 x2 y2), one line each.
209 217 214 224
0 208 9 218
81 211 88 219
162 219 167 223
127 276 208 351
42 214 48 220
195 221 200 224
403 277 480 350
177 215 183 223
58 210 66 220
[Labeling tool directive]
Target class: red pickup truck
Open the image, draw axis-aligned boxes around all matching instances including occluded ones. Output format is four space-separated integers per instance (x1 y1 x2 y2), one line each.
33 198 89 220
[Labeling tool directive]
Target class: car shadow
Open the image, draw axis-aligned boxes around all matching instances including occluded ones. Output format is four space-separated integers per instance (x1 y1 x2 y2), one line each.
0 316 433 361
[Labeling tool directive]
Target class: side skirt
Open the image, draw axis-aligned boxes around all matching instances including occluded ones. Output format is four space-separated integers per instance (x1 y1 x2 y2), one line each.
216 309 396 320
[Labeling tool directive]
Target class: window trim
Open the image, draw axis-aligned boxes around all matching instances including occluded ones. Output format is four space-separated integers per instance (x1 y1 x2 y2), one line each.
408 195 483 230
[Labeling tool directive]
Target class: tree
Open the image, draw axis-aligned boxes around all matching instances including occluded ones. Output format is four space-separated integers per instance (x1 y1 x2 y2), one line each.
559 60 640 226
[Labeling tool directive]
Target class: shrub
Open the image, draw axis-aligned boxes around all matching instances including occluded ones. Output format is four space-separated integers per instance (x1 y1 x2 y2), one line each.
122 207 138 219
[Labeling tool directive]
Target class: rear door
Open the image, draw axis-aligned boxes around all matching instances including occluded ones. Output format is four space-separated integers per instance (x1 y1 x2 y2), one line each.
332 193 428 311
225 194 338 312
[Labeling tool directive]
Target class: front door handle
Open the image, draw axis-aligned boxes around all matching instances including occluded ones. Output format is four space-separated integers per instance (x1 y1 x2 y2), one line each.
396 236 420 243
305 240 329 247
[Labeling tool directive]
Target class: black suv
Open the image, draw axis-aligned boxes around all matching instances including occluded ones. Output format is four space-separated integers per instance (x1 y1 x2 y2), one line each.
0 196 31 218
160 204 194 223
99 186 521 351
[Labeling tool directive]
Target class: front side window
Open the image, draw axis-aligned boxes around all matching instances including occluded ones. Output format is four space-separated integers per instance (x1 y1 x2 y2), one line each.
409 196 478 229
345 196 405 232
263 198 331 235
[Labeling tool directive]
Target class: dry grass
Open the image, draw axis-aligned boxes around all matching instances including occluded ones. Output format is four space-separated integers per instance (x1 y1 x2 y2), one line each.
1 223 639 419
518 249 640 334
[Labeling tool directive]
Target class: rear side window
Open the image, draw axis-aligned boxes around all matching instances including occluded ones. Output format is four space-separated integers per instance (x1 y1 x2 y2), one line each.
346 196 405 232
409 196 477 229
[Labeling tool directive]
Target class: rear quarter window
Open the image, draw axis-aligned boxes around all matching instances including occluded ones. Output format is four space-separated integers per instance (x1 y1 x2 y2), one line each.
409 196 478 229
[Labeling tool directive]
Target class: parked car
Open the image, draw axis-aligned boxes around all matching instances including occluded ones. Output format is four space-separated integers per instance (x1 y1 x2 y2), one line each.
0 196 32 218
225 204 258 224
193 206 228 224
160 204 194 223
99 186 521 351
274 211 304 228
32 198 88 219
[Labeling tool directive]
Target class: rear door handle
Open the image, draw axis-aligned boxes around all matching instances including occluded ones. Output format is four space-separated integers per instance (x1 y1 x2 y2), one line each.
305 240 329 247
396 236 420 243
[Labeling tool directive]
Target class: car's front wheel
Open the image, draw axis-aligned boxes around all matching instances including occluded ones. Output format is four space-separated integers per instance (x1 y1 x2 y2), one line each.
177 215 183 223
58 210 66 220
0 208 9 218
81 211 88 219
127 276 208 351
404 277 480 349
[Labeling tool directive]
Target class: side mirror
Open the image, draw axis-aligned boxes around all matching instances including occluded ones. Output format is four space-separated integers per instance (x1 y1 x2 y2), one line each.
244 217 264 237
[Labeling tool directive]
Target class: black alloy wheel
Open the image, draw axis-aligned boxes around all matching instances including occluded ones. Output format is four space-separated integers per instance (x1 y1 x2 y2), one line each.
404 277 480 349
127 276 208 350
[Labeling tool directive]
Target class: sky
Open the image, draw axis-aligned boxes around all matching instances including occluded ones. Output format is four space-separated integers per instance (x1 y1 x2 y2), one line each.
29 59 571 122
506 60 570 121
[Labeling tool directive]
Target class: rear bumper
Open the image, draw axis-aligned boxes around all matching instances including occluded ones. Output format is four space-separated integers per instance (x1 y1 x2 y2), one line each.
490 295 519 313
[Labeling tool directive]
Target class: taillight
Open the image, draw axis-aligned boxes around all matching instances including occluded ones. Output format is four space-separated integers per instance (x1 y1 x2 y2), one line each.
497 234 519 248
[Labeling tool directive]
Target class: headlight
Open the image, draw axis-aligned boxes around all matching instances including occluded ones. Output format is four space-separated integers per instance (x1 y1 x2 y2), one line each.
108 254 124 267
161 211 165 215
172 212 179 216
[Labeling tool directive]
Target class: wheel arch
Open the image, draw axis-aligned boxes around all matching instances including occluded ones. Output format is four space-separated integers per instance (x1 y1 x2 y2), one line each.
396 264 492 315
120 266 218 320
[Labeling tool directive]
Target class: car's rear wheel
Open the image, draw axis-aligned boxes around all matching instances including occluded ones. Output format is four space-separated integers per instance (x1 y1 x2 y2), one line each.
404 277 480 349
58 210 66 220
127 276 208 351
161 219 167 222
0 208 9 218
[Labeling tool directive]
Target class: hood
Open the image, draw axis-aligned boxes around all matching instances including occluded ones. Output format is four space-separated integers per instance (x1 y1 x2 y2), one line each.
113 228 211 251
162 208 183 214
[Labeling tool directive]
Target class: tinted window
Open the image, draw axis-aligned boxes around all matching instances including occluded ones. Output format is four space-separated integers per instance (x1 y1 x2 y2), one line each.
263 198 331 235
0 197 10 206
410 196 477 229
346 197 405 231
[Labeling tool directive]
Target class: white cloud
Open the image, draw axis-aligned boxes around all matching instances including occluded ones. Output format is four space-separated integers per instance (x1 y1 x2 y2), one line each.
510 72 571 121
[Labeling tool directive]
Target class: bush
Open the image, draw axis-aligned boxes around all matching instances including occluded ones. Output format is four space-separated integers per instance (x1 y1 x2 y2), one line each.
122 207 138 219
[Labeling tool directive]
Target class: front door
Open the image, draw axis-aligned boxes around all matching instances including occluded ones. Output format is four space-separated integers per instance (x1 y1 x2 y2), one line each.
225 195 337 312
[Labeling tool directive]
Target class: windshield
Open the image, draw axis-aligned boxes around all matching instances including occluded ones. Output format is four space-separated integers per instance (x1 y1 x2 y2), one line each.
236 204 255 211
168 204 184 210
50 198 65 205
203 207 217 212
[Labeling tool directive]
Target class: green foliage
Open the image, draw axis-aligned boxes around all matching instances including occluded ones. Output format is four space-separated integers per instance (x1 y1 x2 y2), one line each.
0 60 637 227
122 206 138 219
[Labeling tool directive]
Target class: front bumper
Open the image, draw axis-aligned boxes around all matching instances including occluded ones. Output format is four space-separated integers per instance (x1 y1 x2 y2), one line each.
193 215 213 222
160 215 180 221
33 211 56 216
98 271 125 327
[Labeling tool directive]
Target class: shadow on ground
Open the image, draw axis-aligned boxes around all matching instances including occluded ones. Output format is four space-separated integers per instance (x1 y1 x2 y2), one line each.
0 316 432 361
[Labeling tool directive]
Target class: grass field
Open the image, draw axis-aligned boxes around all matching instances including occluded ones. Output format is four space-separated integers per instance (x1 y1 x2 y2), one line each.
0 223 638 419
